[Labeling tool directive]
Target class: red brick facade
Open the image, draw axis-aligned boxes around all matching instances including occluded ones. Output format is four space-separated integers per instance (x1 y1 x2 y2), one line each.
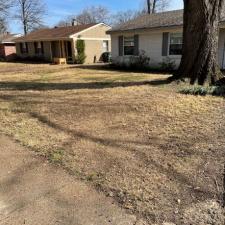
0 44 16 60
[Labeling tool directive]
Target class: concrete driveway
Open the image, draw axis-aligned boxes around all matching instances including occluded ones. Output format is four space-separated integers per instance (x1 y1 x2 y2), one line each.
0 135 139 225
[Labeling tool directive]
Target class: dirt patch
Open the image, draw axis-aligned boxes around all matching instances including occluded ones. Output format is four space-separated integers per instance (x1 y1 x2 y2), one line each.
0 62 224 224
0 135 137 225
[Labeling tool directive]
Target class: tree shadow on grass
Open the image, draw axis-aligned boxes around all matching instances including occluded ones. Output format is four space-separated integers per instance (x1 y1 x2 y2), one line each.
70 64 174 75
0 78 173 91
25 111 219 202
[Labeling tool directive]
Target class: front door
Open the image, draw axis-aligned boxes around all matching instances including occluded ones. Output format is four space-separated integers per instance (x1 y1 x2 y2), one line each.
65 41 73 63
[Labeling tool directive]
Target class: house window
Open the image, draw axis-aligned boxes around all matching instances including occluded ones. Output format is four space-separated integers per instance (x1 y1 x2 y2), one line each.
169 33 183 55
20 42 28 54
103 40 109 52
124 36 134 56
34 42 44 55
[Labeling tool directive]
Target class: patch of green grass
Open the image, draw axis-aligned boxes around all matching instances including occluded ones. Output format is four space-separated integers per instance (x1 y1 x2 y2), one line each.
48 149 64 164
179 86 225 96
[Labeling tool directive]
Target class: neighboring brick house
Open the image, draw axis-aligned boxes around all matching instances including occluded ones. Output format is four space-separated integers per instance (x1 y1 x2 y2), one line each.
14 23 111 64
0 33 22 61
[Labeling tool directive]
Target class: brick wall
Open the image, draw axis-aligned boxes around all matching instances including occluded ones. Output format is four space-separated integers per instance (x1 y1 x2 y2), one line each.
1 44 17 60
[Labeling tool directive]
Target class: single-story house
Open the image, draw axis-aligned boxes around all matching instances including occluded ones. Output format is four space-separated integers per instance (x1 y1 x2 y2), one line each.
107 9 225 69
15 23 111 64
0 33 21 61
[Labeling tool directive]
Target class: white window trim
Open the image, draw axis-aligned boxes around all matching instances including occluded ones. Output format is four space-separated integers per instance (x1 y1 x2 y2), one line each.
103 40 109 52
168 33 183 57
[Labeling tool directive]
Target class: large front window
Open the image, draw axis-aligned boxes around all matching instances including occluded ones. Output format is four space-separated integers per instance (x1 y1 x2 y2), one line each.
34 42 44 55
124 36 134 55
169 33 183 55
103 40 109 52
20 42 28 54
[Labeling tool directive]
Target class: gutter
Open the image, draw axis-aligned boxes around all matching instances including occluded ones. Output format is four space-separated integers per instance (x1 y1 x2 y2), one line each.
107 21 225 35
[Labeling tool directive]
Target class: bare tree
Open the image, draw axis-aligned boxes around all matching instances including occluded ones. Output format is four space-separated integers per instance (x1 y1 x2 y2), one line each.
174 0 225 85
145 0 169 14
0 18 7 33
75 6 110 24
112 0 169 26
55 15 76 27
56 19 72 27
0 0 13 33
55 5 110 27
15 0 46 35
0 0 12 16
112 10 140 26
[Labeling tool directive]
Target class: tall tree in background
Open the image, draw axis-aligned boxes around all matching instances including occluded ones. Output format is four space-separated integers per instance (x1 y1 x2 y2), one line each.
146 0 169 14
175 0 225 85
0 18 8 33
0 0 12 15
15 0 46 35
75 6 110 24
0 0 12 33
112 0 169 26
56 6 110 27
112 10 140 26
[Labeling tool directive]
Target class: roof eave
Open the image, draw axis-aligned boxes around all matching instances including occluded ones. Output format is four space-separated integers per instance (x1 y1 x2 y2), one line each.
14 37 73 43
107 21 225 35
107 24 183 34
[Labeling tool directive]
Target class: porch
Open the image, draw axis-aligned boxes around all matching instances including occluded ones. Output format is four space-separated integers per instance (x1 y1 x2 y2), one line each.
50 40 74 64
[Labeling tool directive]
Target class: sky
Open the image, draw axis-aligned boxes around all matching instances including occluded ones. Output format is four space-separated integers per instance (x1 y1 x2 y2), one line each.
10 0 183 33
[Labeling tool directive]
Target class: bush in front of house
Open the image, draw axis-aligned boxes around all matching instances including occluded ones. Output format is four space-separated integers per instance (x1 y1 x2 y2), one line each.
129 50 150 69
159 57 176 72
75 40 86 64
179 85 225 96
13 55 47 63
0 57 5 62
111 50 150 71
101 52 111 63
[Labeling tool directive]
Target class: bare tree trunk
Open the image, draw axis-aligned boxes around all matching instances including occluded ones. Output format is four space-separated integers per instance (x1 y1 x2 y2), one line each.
21 0 27 35
152 0 156 13
175 0 225 85
16 0 46 35
147 0 151 14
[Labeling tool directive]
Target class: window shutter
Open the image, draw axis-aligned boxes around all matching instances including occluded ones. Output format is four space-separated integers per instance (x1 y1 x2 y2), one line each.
25 43 28 53
20 43 23 53
134 35 139 56
34 42 38 54
162 32 169 56
118 36 123 56
41 42 44 54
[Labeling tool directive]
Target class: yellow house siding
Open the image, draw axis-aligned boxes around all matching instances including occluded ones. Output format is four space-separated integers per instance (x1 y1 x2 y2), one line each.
76 24 111 40
83 39 110 63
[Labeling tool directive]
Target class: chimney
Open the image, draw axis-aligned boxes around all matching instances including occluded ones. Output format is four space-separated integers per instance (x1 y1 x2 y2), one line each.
72 19 81 26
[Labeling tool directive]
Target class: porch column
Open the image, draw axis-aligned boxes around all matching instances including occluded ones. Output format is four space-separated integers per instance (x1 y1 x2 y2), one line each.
59 41 62 58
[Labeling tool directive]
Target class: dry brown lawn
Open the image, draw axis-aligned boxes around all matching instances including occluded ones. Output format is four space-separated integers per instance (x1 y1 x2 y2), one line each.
0 62 224 224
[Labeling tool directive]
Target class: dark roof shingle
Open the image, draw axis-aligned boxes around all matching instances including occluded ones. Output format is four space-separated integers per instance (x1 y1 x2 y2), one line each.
15 24 97 42
109 9 225 33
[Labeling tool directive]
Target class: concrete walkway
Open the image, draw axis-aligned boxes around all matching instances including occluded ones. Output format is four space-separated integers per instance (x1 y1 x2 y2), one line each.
0 135 139 225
